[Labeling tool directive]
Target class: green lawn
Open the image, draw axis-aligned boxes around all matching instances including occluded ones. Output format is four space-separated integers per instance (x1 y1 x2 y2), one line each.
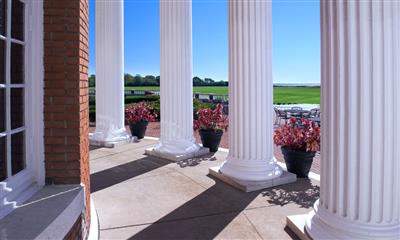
273 87 320 104
90 86 320 104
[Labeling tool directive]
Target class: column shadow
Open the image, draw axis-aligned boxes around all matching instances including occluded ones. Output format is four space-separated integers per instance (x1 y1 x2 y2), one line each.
262 178 320 208
91 156 170 193
128 176 261 240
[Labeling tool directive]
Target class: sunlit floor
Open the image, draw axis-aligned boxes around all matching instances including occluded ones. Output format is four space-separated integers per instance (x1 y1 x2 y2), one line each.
90 139 320 240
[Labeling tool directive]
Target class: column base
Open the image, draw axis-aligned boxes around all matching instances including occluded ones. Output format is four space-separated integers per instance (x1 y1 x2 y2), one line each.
145 146 209 162
209 166 296 192
305 201 400 240
89 130 135 148
147 139 209 162
219 157 284 181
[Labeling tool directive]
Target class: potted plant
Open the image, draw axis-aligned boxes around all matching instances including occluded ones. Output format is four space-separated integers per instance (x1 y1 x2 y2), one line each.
274 117 320 178
194 103 228 152
125 102 157 139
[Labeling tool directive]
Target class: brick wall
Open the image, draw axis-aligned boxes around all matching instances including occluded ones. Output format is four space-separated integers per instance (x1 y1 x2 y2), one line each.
43 0 90 236
64 215 83 240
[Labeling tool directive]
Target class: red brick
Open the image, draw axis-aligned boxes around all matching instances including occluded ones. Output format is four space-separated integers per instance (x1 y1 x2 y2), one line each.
44 1 90 237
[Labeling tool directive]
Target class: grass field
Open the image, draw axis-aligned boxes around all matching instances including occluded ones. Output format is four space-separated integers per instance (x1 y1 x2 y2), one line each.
120 86 320 104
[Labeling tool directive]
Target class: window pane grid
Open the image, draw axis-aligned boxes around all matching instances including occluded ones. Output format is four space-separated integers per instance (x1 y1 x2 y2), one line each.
0 136 6 181
0 0 6 37
1 0 26 181
10 38 24 45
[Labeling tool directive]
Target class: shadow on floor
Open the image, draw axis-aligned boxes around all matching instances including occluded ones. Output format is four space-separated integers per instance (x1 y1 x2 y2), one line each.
91 156 170 193
262 178 319 208
284 226 302 240
129 176 261 240
176 153 218 168
90 145 103 151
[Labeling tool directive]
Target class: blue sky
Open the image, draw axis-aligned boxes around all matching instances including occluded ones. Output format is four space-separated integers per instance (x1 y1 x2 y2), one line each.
88 0 320 84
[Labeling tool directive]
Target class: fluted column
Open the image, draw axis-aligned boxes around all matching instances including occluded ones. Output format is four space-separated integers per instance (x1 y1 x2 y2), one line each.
306 1 400 239
90 0 130 145
153 0 200 156
219 0 282 181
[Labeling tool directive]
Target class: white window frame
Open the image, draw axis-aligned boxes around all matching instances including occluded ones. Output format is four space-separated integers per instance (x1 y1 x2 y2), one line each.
0 0 44 219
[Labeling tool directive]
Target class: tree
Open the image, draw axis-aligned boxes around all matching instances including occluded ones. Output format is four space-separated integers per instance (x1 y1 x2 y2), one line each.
204 78 215 85
193 76 204 86
124 73 135 86
89 74 95 87
89 74 228 87
133 74 143 86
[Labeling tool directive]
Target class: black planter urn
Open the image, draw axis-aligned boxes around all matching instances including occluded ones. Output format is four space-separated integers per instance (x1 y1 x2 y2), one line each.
199 129 223 152
281 147 315 178
129 121 149 139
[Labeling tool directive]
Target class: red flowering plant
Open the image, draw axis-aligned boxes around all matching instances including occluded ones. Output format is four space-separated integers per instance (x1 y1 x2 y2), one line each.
274 117 320 152
193 103 228 132
125 102 157 124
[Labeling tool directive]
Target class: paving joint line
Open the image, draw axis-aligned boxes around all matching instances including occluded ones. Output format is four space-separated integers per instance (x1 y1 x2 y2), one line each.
100 205 272 232
243 211 264 240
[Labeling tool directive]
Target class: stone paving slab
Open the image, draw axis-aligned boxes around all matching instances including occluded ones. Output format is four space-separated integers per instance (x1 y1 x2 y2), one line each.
90 140 320 240
100 212 262 240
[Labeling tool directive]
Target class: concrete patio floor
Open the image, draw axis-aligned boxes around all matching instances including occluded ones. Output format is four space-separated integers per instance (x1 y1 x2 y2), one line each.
90 138 320 240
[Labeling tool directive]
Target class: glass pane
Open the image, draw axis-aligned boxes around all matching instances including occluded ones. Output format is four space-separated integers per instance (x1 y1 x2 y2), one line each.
11 88 24 129
11 43 24 84
0 40 4 84
11 0 24 41
0 0 5 36
11 131 25 175
0 136 6 181
0 88 4 132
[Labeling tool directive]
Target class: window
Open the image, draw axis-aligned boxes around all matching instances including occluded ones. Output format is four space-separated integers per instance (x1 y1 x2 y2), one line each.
0 0 43 219
0 0 26 181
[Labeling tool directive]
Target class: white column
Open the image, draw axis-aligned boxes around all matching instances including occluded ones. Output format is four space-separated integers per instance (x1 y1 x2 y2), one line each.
91 0 130 144
306 1 400 239
219 0 282 181
153 0 200 156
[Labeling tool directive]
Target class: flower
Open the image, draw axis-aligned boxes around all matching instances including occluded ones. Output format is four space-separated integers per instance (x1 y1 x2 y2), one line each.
193 103 228 132
125 102 157 124
273 117 320 152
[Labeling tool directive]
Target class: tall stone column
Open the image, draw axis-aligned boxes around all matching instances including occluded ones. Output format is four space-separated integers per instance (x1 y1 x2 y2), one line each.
306 1 400 239
151 0 201 159
218 0 285 182
90 0 130 146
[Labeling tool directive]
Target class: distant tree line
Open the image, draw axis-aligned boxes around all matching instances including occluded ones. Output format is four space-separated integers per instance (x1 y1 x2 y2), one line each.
88 74 228 87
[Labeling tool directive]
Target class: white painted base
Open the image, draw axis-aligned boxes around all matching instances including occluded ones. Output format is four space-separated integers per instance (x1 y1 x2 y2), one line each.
286 214 312 240
209 166 297 192
89 133 136 148
0 185 84 240
87 199 99 240
145 147 210 162
0 171 40 219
